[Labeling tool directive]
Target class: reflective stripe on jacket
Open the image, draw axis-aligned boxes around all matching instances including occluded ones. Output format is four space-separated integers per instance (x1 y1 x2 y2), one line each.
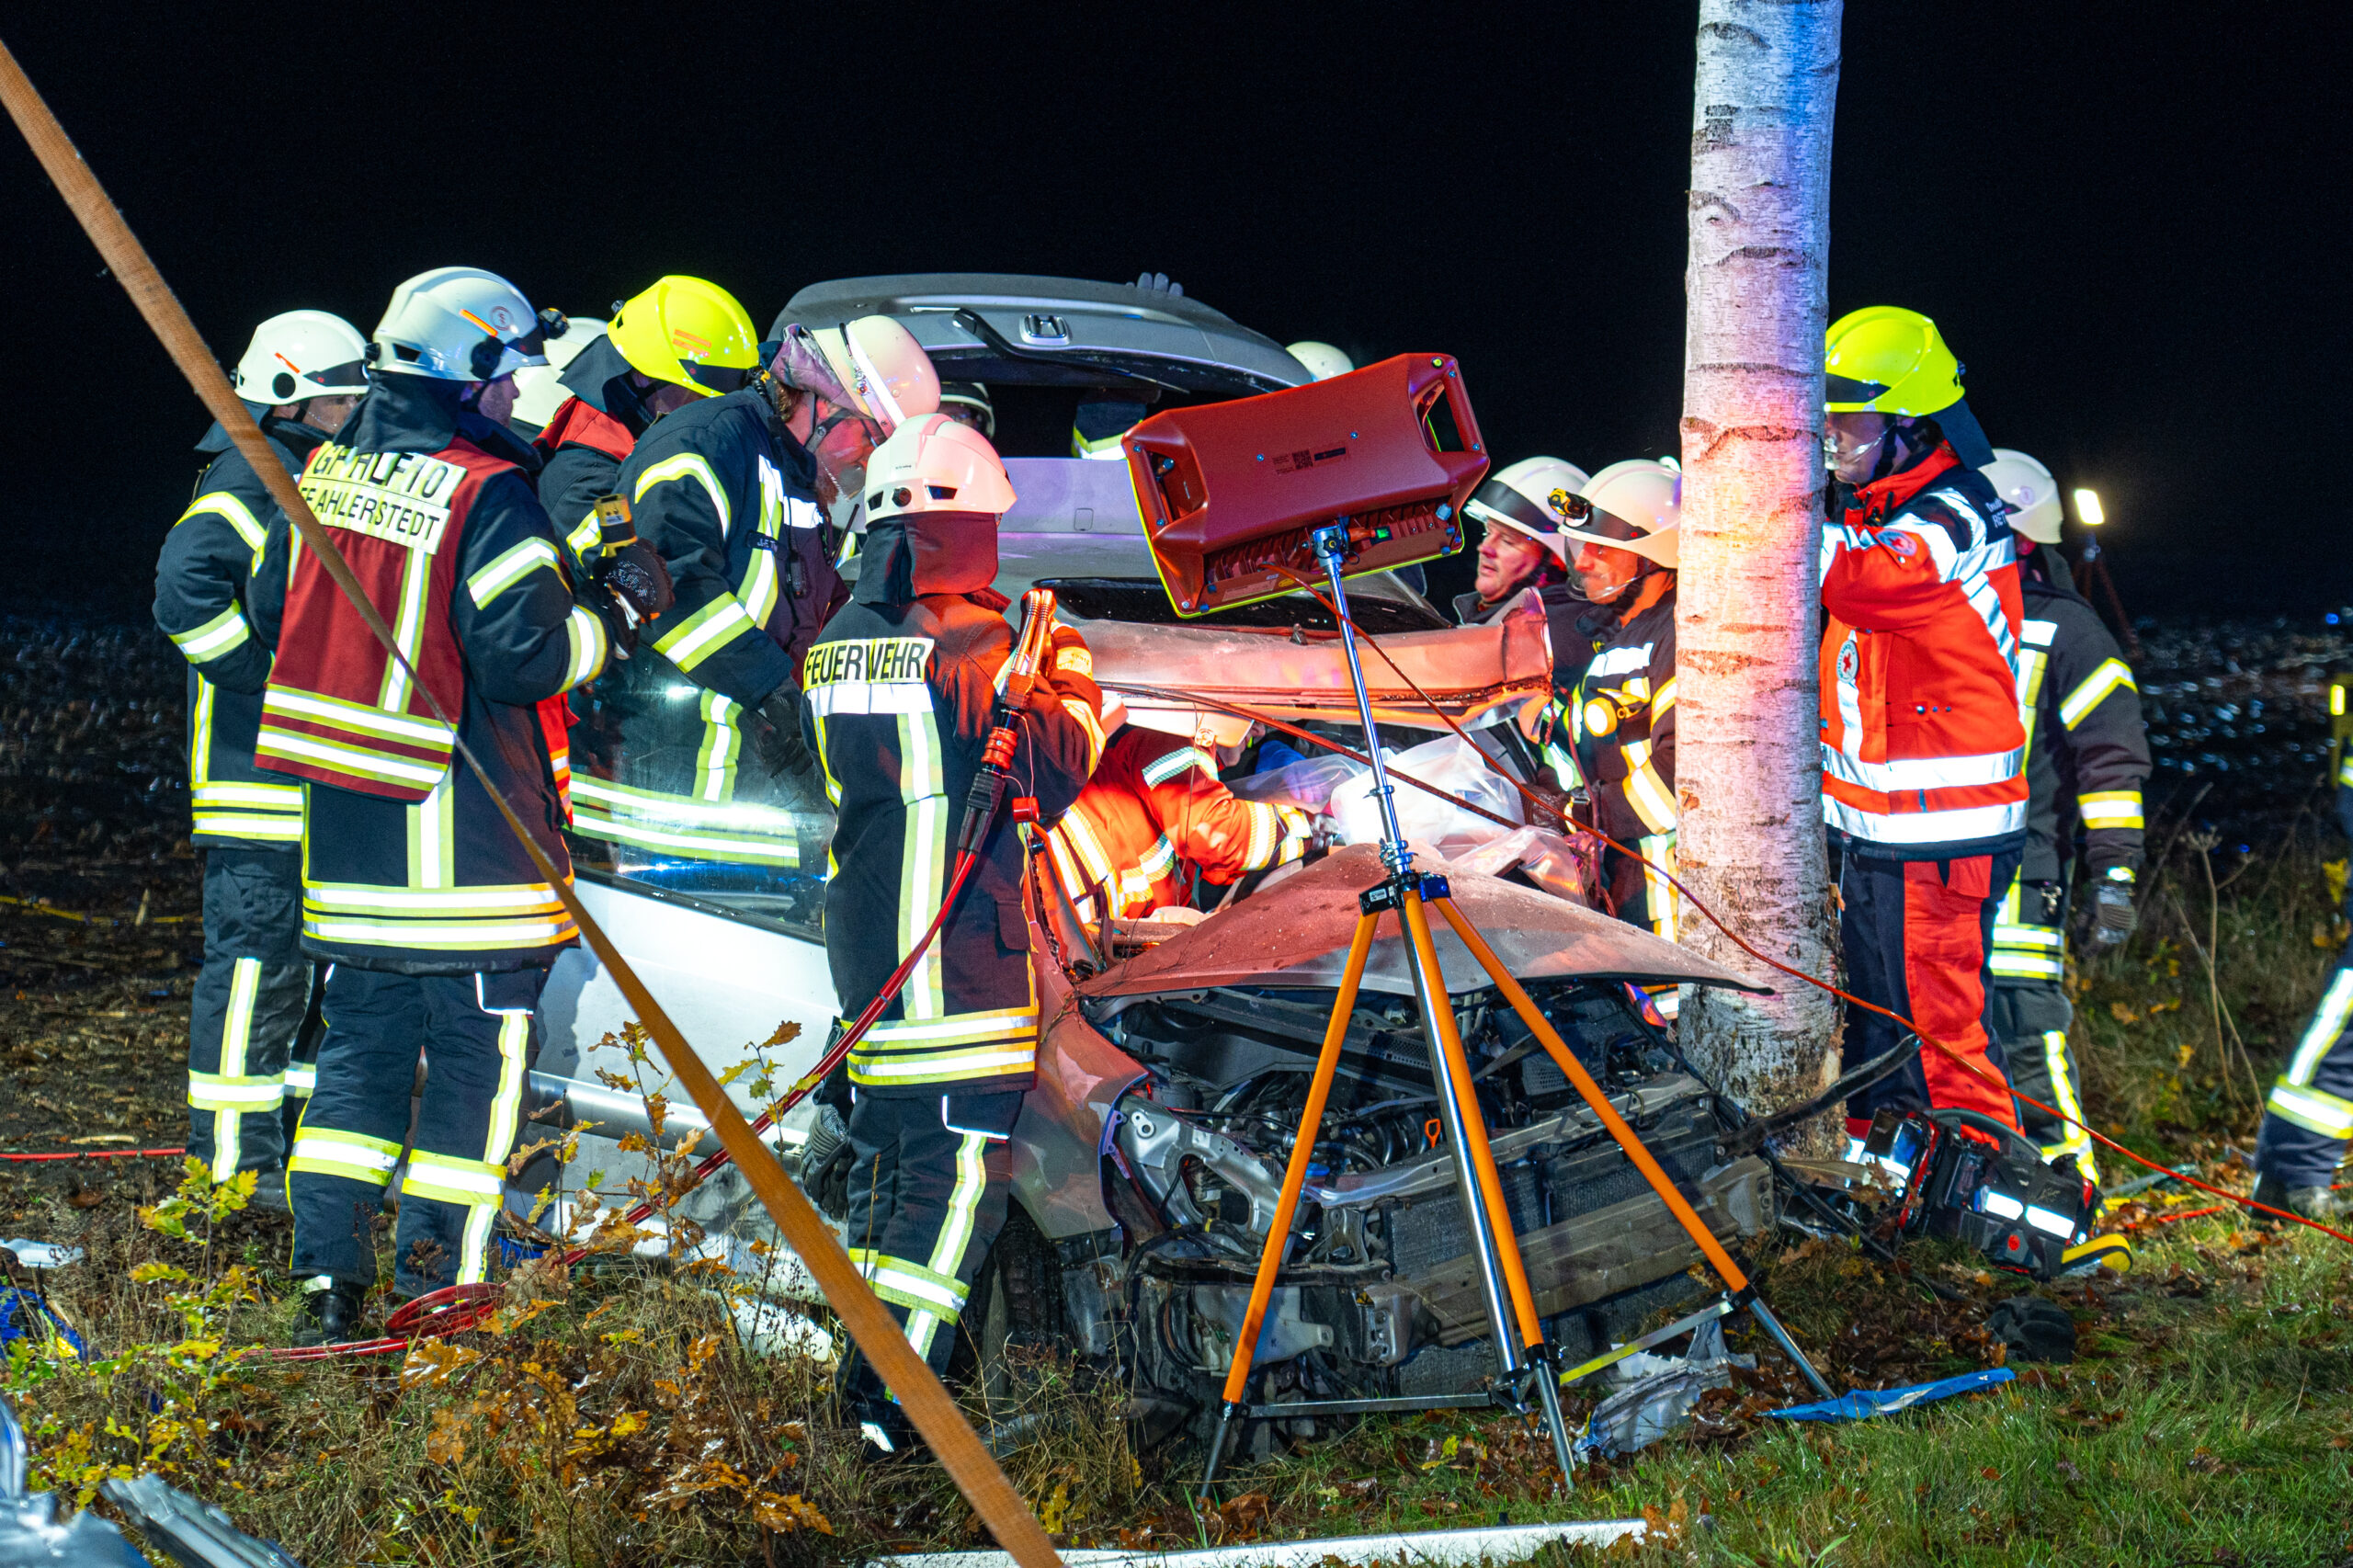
1819 444 2027 860
258 375 609 972
153 412 325 848
802 596 1100 1096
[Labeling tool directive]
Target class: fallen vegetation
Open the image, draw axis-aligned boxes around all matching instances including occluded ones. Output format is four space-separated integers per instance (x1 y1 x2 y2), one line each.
1 616 2347 1565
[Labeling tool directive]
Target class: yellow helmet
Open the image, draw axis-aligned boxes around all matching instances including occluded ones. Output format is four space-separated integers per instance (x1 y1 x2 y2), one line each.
608 276 759 398
1824 305 1964 416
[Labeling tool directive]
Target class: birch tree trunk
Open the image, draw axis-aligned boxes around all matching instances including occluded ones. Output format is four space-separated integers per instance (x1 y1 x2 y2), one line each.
1677 0 1845 1144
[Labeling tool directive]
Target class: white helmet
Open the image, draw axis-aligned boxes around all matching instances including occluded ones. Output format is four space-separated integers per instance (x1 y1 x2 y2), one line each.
1982 448 2063 544
863 413 1017 523
371 267 548 382
810 315 940 434
507 316 608 429
1463 456 1591 565
232 311 369 406
1563 459 1681 570
1286 340 1354 381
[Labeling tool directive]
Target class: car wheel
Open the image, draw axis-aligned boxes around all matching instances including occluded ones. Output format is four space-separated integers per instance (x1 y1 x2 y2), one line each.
955 1210 1065 1418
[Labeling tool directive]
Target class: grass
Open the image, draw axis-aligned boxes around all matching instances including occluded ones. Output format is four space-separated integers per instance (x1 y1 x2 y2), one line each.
5 823 2351 1565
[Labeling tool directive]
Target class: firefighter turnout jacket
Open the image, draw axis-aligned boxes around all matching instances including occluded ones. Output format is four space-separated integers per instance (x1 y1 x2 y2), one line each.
1043 724 1313 923
535 335 648 558
154 408 327 848
1989 544 2150 1178
801 560 1102 1097
1820 444 2027 859
617 388 842 704
257 372 612 971
1553 572 1678 938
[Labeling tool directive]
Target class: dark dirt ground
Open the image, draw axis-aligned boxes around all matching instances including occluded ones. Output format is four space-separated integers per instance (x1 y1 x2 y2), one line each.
0 618 208 1222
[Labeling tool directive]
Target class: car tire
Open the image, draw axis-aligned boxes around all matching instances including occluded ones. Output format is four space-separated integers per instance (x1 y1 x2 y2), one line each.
954 1209 1066 1417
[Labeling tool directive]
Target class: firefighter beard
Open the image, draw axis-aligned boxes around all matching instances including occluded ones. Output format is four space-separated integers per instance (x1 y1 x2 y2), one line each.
801 509 1102 1411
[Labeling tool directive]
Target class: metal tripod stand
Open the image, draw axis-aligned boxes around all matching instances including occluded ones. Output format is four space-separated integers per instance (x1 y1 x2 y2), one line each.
1197 524 1832 1491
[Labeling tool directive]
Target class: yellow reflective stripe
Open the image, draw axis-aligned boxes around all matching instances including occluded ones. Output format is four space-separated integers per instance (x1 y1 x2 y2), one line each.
1620 741 1678 835
2077 790 2143 829
1650 676 1677 719
263 687 453 747
378 547 434 713
1639 833 1677 942
193 813 304 842
194 781 303 811
694 692 742 802
919 1131 992 1322
1073 428 1129 460
650 593 756 671
898 710 949 1020
847 1047 1036 1085
257 729 449 790
2340 753 2353 790
2037 1029 2096 1176
169 605 253 664
569 776 800 835
178 491 267 555
466 536 561 607
405 1150 506 1202
188 1073 283 1108
562 603 607 691
2287 969 2353 1083
739 456 787 628
290 1128 403 1187
1994 923 2064 951
301 912 579 949
1991 952 2064 979
565 509 604 561
2060 658 2136 729
633 452 731 534
1063 696 1107 771
283 1062 316 1096
864 1006 1040 1047
2265 1080 2353 1140
305 880 564 916
847 1249 970 1317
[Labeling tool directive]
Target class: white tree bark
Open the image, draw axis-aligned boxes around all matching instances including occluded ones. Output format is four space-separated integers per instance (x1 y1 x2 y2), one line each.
1677 0 1845 1142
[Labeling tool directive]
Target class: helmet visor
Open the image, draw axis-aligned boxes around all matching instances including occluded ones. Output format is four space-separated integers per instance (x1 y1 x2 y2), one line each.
308 358 371 394
1463 478 1564 547
682 360 749 395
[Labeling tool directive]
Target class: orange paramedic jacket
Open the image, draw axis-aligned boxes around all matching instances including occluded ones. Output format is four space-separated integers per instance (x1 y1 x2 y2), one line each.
1043 726 1311 922
1819 444 2028 861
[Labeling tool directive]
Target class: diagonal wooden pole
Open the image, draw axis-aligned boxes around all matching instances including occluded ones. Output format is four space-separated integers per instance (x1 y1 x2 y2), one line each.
0 37 1063 1566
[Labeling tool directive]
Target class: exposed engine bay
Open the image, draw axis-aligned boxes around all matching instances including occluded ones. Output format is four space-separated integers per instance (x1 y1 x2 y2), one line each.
1036 976 1773 1444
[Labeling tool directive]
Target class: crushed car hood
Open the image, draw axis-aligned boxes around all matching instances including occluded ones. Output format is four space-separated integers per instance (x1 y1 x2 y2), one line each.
1082 601 1549 731
1074 844 1768 1000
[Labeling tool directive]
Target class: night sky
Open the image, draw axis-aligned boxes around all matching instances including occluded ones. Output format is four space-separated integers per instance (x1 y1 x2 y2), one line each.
2 4 2341 622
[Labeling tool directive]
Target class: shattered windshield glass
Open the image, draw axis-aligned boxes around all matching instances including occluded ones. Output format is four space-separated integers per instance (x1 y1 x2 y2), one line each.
563 647 835 937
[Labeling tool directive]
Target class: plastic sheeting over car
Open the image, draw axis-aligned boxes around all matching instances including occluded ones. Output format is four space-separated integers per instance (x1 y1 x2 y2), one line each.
1073 844 1766 1001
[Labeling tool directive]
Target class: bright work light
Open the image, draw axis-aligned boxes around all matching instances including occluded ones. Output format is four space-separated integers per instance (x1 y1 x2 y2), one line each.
2072 487 2105 528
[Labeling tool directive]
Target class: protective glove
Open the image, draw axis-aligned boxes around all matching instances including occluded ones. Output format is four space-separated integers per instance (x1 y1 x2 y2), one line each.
749 685 815 781
591 542 674 654
2089 874 2138 949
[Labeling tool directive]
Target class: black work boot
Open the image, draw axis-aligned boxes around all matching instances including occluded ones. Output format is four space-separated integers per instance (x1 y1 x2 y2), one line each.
2252 1173 2351 1224
291 1281 369 1346
244 1165 291 1215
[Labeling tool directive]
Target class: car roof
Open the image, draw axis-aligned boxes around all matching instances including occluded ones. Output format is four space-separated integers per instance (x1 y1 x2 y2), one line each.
776 273 1311 398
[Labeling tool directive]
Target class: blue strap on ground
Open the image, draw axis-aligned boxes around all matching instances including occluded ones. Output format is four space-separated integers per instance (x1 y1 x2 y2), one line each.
1768 1367 2014 1422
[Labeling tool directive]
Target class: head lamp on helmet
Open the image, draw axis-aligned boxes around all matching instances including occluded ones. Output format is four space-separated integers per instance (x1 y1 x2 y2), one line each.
1462 456 1591 564
1556 459 1682 576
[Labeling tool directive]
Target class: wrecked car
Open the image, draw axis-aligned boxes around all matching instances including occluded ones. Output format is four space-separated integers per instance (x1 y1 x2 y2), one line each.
529 274 1770 1440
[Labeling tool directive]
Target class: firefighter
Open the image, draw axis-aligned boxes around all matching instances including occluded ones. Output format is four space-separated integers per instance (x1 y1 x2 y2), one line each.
1979 449 2149 1181
1041 712 1313 927
537 277 761 554
2252 760 2353 1221
153 310 370 1194
1453 456 1589 625
1820 306 2027 1138
937 381 994 438
259 267 666 1341
1552 460 1682 949
800 414 1101 1449
593 315 936 856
